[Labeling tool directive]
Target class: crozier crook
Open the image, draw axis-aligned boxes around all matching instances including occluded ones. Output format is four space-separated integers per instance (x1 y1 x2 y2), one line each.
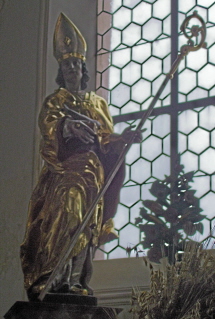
39 11 207 301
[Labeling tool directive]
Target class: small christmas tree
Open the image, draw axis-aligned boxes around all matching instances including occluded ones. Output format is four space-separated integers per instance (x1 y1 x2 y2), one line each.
135 161 205 263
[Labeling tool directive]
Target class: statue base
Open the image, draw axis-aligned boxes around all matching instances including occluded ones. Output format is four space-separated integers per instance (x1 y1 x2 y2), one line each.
4 294 122 319
30 292 98 305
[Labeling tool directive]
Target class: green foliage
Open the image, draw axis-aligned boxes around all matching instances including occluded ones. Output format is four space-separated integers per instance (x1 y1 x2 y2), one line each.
135 163 205 263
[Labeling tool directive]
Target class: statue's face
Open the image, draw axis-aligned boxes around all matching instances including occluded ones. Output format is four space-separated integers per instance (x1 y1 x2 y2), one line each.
60 57 83 90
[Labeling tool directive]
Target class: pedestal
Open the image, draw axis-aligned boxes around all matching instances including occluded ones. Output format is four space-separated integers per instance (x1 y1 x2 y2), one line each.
4 294 122 319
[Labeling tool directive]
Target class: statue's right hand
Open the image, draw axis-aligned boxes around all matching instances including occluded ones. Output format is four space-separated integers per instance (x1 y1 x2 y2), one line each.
63 118 96 144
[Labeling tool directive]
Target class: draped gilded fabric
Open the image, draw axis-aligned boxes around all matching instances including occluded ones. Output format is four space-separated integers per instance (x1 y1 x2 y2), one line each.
20 88 124 291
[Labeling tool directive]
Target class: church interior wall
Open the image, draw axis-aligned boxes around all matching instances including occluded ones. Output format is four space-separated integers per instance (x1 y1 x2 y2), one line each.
0 0 97 317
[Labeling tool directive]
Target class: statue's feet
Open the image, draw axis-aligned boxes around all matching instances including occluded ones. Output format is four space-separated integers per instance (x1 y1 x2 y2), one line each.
69 283 88 295
27 282 48 301
81 283 94 295
52 281 70 293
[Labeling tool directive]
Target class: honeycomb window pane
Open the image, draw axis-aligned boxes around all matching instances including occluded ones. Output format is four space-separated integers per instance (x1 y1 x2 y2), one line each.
119 224 139 248
180 151 198 172
104 0 111 12
122 23 141 46
131 79 151 104
186 50 207 71
133 2 151 25
142 18 162 41
96 72 101 88
142 135 162 160
97 0 103 14
141 182 155 201
145 0 157 3
162 94 170 106
111 0 122 12
178 94 186 103
187 88 208 101
153 114 170 137
114 204 129 229
200 148 215 174
178 12 186 28
111 83 130 106
143 118 153 139
122 61 141 85
142 56 162 81
192 176 210 198
153 0 170 19
163 15 171 36
108 66 121 89
97 35 102 52
131 158 151 184
103 240 118 253
208 4 215 22
98 12 111 35
205 26 215 47
124 164 130 184
212 175 215 191
114 121 130 134
178 133 187 153
212 130 215 148
179 0 196 13
130 201 144 224
152 154 170 179
200 192 215 219
126 143 141 165
163 54 171 74
113 7 131 30
178 110 198 134
102 30 111 51
122 101 141 113
163 135 170 155
112 48 130 67
153 38 170 59
106 246 127 259
188 128 210 154
110 28 121 50
179 69 197 94
97 53 110 72
209 44 215 64
132 43 151 63
198 0 215 6
210 87 215 96
123 0 141 9
198 64 215 90
108 105 120 116
199 105 215 130
120 185 140 207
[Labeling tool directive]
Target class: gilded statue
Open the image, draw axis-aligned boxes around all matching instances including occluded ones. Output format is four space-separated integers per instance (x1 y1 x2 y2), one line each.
20 13 142 300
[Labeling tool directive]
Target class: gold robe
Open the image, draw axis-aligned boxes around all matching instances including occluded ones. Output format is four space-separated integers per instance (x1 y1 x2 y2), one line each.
20 88 124 291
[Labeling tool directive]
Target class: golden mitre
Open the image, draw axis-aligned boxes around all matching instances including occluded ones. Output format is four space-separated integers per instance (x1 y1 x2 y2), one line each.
53 13 87 63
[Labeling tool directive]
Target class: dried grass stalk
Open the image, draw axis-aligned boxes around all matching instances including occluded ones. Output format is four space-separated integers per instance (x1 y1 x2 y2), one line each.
130 242 215 319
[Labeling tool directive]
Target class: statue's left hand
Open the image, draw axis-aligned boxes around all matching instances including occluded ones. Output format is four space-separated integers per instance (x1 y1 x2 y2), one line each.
121 126 146 144
63 118 98 144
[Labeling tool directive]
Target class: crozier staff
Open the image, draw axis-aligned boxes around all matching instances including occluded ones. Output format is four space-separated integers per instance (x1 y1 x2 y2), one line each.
20 13 142 299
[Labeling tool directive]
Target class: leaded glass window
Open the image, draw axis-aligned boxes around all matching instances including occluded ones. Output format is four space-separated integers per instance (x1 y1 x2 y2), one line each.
96 0 215 259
